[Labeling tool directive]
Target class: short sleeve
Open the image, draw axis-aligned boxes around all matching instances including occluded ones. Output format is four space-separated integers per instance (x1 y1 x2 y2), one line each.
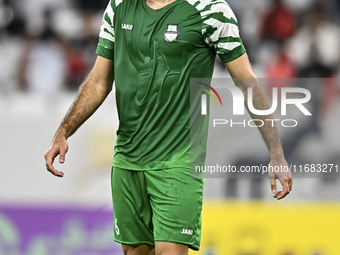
201 1 246 63
96 1 115 60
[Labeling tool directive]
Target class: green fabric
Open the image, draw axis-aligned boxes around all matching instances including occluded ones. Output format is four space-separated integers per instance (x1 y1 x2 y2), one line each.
96 0 246 170
111 167 204 250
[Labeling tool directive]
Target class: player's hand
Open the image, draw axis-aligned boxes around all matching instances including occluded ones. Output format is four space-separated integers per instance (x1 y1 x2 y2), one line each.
268 157 293 200
44 135 68 177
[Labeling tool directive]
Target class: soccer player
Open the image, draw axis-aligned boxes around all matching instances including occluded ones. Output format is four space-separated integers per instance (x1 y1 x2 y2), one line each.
44 0 293 254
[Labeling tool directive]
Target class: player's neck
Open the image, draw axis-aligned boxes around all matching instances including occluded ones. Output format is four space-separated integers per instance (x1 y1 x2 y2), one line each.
145 0 176 10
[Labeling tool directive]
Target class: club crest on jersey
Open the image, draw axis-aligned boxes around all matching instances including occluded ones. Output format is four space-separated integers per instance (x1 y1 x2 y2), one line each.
164 24 179 42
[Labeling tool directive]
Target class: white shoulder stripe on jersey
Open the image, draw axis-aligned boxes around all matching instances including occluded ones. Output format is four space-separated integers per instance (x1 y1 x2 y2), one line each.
116 0 123 7
187 0 198 5
203 18 240 41
105 2 114 22
99 1 115 42
196 1 209 11
196 0 223 11
200 3 237 20
184 0 242 52
99 30 115 42
103 21 115 36
218 42 241 51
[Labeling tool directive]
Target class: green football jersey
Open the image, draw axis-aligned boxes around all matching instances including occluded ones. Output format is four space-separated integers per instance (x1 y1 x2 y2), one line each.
96 0 246 171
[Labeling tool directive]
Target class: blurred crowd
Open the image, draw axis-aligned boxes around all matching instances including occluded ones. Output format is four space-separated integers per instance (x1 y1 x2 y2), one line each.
0 0 107 95
229 0 340 79
0 0 340 95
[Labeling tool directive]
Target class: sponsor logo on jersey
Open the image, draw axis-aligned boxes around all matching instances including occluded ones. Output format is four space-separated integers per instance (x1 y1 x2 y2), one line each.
115 218 120 235
164 24 179 42
181 228 193 235
122 24 133 30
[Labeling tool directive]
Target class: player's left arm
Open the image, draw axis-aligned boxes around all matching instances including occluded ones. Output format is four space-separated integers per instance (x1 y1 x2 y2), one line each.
225 53 293 200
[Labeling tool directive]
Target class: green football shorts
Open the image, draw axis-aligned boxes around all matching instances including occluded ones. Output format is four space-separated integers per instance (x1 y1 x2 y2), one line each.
111 167 204 251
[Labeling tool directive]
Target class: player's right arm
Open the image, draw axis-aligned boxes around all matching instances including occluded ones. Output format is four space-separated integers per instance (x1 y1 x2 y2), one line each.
44 56 114 177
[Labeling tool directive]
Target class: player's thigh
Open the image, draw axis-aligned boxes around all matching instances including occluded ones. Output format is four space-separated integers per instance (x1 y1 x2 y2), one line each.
145 168 204 251
155 241 188 255
111 167 154 245
122 244 155 255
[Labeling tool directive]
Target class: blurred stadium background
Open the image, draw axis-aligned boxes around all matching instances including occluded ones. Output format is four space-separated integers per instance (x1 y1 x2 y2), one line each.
0 0 340 254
